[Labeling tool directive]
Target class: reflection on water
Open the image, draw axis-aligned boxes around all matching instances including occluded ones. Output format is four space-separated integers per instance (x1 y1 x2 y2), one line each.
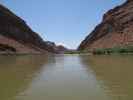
0 54 133 100
0 55 49 100
80 55 133 100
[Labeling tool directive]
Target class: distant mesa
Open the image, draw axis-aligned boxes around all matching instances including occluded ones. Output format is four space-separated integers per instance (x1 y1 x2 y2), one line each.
78 0 133 51
45 41 68 53
56 45 68 53
0 4 67 54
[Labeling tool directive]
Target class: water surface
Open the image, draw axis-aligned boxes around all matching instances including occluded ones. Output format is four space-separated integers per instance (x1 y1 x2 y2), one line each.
0 54 133 100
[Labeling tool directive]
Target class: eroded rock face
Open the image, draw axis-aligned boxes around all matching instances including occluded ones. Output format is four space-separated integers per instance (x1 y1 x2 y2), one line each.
78 0 133 50
56 45 68 53
45 41 68 54
0 4 58 54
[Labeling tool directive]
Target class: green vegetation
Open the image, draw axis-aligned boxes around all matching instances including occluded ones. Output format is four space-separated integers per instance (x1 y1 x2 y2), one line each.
64 51 82 54
92 46 133 55
64 50 91 54
64 46 133 55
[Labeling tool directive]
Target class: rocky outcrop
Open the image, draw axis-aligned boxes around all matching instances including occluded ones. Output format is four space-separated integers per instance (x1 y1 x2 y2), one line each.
56 45 68 53
78 0 133 51
45 41 68 53
0 4 59 54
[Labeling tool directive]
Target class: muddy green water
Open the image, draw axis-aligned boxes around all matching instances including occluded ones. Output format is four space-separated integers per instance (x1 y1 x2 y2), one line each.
0 54 133 100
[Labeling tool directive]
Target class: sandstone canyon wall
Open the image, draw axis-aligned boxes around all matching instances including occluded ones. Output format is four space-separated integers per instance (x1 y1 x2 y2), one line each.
0 4 60 54
78 0 133 51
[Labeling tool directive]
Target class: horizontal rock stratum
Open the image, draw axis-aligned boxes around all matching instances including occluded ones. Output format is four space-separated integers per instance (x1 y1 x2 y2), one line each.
78 0 133 51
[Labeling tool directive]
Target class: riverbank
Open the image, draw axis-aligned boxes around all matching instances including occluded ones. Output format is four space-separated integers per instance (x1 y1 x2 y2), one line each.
91 46 133 55
64 46 133 55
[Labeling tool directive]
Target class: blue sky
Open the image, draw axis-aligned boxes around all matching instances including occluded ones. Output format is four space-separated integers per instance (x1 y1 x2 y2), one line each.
0 0 126 49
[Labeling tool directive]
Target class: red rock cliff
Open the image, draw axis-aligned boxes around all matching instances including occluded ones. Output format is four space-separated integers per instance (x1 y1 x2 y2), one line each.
0 4 58 54
78 0 133 50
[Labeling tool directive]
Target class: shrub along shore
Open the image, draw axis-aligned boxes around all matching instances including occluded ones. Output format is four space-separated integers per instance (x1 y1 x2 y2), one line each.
64 46 133 55
92 46 133 55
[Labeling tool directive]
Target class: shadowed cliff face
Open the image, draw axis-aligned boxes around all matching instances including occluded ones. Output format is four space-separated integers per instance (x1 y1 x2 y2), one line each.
78 0 133 50
0 4 63 54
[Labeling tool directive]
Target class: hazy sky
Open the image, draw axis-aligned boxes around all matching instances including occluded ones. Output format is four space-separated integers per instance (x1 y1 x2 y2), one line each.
0 0 126 49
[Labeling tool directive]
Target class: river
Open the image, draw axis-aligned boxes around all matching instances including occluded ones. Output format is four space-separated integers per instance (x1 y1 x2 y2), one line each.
0 54 133 100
